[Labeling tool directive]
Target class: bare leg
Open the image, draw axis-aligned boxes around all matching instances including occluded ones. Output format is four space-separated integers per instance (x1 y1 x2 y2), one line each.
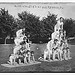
9 56 14 65
53 51 56 61
28 55 31 63
49 53 53 62
44 52 47 60
57 53 60 61
10 59 13 65
13 58 16 65
24 57 28 64
19 59 21 64
32 56 35 61
48 52 50 60
59 51 63 61
67 49 72 59
64 50 68 60
53 51 59 61
55 51 59 61
44 53 46 60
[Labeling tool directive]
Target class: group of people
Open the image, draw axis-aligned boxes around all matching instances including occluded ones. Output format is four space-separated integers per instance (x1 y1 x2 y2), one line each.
43 38 71 61
43 17 72 61
8 28 35 65
7 17 72 65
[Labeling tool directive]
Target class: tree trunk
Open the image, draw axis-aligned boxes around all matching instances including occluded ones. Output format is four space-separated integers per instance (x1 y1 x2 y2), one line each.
4 37 7 44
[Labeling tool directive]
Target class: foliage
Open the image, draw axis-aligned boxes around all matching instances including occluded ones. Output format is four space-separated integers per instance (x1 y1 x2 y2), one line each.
41 12 57 39
63 18 75 37
18 11 57 42
0 8 17 38
0 8 75 43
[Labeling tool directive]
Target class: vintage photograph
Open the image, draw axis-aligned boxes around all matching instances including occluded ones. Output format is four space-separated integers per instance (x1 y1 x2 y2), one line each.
0 2 75 73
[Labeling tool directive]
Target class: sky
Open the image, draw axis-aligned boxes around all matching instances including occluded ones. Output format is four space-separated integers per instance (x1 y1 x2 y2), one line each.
0 2 75 20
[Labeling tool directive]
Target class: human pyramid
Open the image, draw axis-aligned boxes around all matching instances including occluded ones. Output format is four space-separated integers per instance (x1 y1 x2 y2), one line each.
43 17 72 61
7 28 35 65
7 17 72 65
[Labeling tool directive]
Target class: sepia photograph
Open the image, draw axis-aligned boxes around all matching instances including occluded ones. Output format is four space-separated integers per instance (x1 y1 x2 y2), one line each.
0 1 75 73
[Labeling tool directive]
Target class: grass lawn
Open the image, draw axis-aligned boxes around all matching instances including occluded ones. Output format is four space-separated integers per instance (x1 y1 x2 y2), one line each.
0 42 75 73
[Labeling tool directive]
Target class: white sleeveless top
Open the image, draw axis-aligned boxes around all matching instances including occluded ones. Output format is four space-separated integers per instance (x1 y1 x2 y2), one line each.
16 29 24 37
54 21 63 32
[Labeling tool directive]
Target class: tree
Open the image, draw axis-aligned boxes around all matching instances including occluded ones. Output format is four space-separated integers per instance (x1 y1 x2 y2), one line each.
18 11 43 41
41 12 57 39
63 18 75 37
17 11 57 43
0 8 17 44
